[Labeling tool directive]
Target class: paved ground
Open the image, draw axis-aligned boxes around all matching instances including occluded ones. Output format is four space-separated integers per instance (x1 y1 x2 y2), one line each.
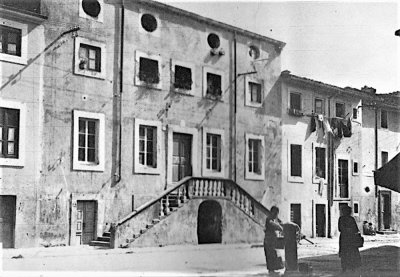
1 234 399 277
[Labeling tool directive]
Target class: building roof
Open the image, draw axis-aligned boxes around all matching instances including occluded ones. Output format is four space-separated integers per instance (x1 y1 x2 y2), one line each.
281 70 400 110
127 0 286 50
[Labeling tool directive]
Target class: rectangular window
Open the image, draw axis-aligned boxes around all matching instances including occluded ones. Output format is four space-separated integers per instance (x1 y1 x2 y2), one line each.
206 133 221 171
336 103 345 118
0 25 21 57
290 204 301 227
381 110 388 128
139 57 160 84
381 151 388 166
315 147 326 179
139 125 157 168
290 93 301 110
338 159 349 198
0 108 19 158
248 139 262 174
290 144 302 177
353 161 359 175
174 65 192 90
353 202 359 215
79 43 101 72
353 108 358 119
78 118 98 163
206 72 222 98
249 82 262 103
314 98 324 114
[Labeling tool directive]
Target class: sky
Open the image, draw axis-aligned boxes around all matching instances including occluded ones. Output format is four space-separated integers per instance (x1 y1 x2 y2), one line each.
157 0 399 94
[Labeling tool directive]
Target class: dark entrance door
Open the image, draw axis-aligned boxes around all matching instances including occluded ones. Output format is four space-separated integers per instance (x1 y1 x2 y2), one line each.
316 204 326 237
77 200 97 244
172 133 192 182
379 191 391 230
197 200 222 244
0 196 16 248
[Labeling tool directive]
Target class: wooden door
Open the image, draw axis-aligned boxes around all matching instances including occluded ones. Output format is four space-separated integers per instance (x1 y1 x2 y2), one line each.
172 133 192 182
0 196 16 248
379 191 391 230
77 201 97 245
316 204 326 237
197 200 222 244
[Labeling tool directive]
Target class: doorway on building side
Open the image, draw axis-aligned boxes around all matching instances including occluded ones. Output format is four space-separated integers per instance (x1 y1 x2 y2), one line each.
197 200 222 244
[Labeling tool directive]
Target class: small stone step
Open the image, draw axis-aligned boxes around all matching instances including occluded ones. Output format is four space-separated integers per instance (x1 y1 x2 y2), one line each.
133 233 140 239
97 236 110 242
152 218 160 224
89 240 110 247
103 232 111 237
140 229 147 234
146 223 154 229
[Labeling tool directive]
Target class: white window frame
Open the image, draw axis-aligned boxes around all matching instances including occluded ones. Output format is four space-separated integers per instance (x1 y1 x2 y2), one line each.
288 141 303 183
202 127 225 178
135 50 162 90
245 77 263 108
334 154 351 200
335 102 346 118
245 133 265 180
352 201 360 217
0 100 26 167
171 59 195 95
0 18 28 65
73 110 105 171
138 10 161 38
352 159 359 176
78 0 104 23
288 90 302 111
312 144 327 183
202 66 225 101
134 118 162 175
74 37 106 79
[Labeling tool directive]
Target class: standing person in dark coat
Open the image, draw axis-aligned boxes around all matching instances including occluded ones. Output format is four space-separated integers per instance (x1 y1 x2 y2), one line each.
264 206 284 274
338 205 361 273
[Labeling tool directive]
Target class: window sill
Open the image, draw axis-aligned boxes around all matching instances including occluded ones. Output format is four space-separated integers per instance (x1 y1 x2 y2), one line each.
0 53 27 65
74 69 105 80
204 95 223 102
172 88 194 96
245 102 263 108
288 176 304 183
245 173 265 181
333 198 351 201
73 162 104 172
134 166 160 175
0 158 24 167
202 170 224 178
135 80 162 90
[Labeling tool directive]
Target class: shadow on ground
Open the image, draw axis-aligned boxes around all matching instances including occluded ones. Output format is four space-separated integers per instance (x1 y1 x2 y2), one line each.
299 245 400 277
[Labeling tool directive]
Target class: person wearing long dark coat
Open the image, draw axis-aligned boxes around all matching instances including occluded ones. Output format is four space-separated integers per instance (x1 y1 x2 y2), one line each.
338 205 361 273
264 206 284 274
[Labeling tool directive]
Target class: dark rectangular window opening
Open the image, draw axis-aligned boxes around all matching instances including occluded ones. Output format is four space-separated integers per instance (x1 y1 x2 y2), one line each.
139 57 160 84
290 144 302 177
381 110 388 128
79 44 101 72
353 203 359 214
338 159 349 198
336 103 345 118
315 147 326 179
381 151 388 166
249 82 262 103
0 25 22 57
206 73 222 98
290 93 301 110
353 108 358 119
174 65 192 90
353 162 359 174
314 98 324 114
0 108 20 159
290 204 301 227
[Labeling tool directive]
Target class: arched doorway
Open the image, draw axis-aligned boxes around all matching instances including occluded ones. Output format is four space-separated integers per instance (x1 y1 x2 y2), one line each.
197 200 222 244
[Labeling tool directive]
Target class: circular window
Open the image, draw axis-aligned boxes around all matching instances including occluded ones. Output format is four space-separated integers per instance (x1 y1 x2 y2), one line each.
82 0 101 17
207 33 220 49
249 45 260 59
141 14 158 32
365 187 370 193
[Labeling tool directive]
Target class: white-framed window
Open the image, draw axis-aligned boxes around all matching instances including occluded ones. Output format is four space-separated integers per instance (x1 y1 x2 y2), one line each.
0 18 28 64
288 142 303 183
202 128 224 178
314 98 325 114
245 133 265 180
245 77 263 107
73 110 105 171
352 159 359 175
79 0 104 23
74 37 106 79
335 155 350 199
381 110 388 129
171 60 195 94
135 50 162 90
335 102 345 118
138 11 160 37
134 118 162 174
352 201 360 216
313 145 327 183
0 100 26 167
203 67 225 101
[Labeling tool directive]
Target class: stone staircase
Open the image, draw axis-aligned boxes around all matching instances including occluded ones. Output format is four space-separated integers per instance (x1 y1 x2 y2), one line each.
90 177 270 248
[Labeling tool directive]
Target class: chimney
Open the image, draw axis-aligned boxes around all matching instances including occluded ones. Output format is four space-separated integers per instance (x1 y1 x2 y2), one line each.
361 86 376 94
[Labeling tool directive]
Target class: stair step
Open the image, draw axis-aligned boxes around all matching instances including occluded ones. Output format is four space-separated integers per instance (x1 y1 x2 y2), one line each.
97 236 110 242
89 240 110 247
152 219 160 224
103 232 111 237
146 224 154 229
140 229 147 234
133 234 141 239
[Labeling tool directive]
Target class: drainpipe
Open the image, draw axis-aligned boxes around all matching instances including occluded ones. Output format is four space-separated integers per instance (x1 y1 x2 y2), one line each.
374 106 379 229
327 97 332 238
233 32 237 182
